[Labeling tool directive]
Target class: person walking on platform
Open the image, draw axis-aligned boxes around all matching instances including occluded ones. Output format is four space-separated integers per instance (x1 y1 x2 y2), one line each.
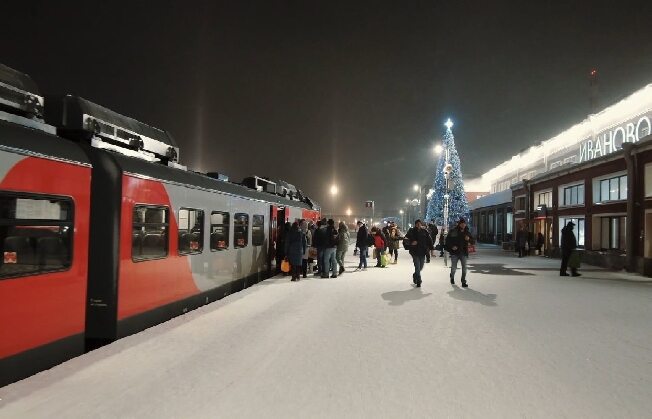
560 221 581 277
446 218 475 287
426 219 438 263
285 222 307 281
336 221 350 275
355 221 369 270
388 222 402 264
515 224 528 258
405 219 434 287
324 219 339 278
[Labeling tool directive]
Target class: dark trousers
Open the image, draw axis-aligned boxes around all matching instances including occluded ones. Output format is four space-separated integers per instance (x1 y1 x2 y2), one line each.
412 254 425 283
560 251 577 274
390 248 398 261
518 246 526 257
358 246 368 268
317 248 325 273
375 248 382 266
302 259 308 277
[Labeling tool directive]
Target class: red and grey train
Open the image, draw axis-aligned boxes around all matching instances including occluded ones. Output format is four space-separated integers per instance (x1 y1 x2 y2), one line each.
0 64 320 386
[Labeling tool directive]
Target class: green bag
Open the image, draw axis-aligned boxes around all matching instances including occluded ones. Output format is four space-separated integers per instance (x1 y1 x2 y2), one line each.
568 250 581 269
381 253 390 267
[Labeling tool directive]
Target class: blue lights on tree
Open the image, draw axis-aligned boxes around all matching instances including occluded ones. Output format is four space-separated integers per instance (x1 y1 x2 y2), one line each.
425 119 470 227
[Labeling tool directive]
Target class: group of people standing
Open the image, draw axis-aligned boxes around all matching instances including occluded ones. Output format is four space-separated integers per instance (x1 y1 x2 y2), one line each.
277 218 351 281
353 220 404 270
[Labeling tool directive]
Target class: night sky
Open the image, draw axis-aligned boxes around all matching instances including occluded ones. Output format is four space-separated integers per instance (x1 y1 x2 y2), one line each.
3 1 652 216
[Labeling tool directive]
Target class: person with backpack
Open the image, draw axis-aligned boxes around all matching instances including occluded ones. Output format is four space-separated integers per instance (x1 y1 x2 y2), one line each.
446 218 475 287
405 219 434 287
355 221 369 271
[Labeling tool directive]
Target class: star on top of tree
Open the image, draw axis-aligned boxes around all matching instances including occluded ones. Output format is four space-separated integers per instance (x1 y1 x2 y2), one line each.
444 118 454 130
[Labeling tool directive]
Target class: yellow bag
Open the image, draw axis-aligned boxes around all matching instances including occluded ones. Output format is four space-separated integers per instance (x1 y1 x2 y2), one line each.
281 259 291 273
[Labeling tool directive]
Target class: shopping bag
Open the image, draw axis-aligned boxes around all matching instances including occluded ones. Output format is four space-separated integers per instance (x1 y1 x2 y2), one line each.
381 253 389 267
281 259 291 273
308 246 318 259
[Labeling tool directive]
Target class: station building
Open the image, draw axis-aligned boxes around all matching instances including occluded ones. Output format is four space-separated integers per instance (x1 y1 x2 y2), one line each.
471 82 652 275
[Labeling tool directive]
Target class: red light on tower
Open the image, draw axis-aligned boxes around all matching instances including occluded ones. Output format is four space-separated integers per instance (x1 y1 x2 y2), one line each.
590 69 597 76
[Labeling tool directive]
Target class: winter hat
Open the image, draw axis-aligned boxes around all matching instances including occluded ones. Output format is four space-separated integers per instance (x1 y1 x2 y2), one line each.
458 217 466 224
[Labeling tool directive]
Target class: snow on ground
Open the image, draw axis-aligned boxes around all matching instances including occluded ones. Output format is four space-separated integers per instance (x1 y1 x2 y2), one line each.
1 246 652 418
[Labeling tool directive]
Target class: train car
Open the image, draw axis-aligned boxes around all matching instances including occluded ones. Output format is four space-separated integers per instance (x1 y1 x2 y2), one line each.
0 66 91 386
1 64 320 386
45 96 321 347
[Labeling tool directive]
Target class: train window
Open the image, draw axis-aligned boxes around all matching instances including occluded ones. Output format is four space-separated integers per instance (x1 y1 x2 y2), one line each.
132 205 169 261
0 193 73 279
252 215 265 246
178 208 204 255
210 211 230 251
234 213 249 248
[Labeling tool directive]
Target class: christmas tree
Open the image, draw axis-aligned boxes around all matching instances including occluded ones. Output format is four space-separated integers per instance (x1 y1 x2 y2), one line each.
425 119 470 229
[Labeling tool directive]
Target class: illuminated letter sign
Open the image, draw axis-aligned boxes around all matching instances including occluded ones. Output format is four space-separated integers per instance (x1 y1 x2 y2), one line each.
578 114 652 163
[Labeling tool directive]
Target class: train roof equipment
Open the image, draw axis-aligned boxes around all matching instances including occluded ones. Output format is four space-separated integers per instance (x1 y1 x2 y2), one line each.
44 95 184 169
242 176 277 194
0 63 44 121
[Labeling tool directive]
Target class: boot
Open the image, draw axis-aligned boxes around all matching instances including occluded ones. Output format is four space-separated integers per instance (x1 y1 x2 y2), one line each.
461 279 468 288
339 266 345 275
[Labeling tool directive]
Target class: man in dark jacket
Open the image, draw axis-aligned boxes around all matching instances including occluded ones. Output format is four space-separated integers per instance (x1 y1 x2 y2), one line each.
405 219 434 287
323 219 339 278
426 219 438 262
355 221 369 270
312 219 327 276
446 218 475 287
560 221 580 277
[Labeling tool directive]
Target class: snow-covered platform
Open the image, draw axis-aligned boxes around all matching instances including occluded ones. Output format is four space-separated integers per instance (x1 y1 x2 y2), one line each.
2 247 651 418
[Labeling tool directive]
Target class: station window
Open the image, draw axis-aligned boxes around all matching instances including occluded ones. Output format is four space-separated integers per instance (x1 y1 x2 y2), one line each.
178 208 204 255
252 215 265 246
234 213 249 248
132 205 169 261
597 175 627 202
0 193 73 278
537 191 552 207
600 216 626 250
210 211 230 251
562 184 584 206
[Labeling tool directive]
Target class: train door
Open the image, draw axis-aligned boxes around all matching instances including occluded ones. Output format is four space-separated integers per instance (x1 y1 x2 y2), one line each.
269 206 278 276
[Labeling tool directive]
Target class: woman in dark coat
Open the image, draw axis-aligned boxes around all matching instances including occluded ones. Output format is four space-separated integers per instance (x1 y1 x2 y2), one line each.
285 222 307 281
